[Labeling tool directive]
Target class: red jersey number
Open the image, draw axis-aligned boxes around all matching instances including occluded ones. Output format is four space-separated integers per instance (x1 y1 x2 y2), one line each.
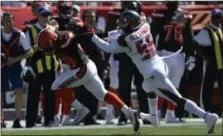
164 24 183 45
135 34 156 61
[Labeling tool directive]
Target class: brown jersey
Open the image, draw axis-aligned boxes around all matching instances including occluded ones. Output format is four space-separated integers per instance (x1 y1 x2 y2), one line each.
55 31 88 69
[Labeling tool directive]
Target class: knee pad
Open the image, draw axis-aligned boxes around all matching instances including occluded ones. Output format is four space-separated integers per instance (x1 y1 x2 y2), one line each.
147 92 157 99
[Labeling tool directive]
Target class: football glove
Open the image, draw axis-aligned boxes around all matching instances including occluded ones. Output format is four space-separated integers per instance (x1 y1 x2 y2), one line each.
186 56 196 71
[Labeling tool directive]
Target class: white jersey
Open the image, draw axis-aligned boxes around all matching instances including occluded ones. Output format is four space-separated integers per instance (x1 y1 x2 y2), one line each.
124 23 162 78
92 23 163 79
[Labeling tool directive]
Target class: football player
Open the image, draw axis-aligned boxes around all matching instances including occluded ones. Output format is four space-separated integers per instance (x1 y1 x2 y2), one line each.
37 28 140 132
150 1 195 123
89 10 219 134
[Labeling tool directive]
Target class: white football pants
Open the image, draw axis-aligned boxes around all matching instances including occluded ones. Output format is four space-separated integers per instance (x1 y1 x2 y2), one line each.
52 60 107 101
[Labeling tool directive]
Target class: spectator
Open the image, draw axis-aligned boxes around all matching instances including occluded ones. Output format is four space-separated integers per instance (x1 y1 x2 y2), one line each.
1 12 33 128
194 9 223 115
72 4 81 17
24 6 59 128
23 1 41 31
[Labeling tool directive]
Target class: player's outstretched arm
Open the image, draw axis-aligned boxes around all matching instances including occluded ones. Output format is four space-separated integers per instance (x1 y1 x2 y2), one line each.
91 34 130 53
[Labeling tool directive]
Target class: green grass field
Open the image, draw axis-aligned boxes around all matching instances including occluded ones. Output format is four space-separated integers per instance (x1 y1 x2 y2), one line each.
2 124 222 136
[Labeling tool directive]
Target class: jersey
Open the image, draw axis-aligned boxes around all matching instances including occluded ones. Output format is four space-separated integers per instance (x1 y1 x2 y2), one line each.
151 9 194 54
55 31 88 69
123 23 160 78
92 23 164 79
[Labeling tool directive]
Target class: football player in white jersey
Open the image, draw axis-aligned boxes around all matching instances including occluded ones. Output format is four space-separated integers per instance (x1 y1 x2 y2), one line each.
88 10 219 134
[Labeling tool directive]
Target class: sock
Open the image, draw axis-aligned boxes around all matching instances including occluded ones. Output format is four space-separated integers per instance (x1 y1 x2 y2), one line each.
106 104 114 116
71 99 83 110
104 92 124 111
121 105 130 115
167 101 175 110
157 110 161 118
37 102 42 116
108 87 116 94
184 99 206 118
148 97 158 116
166 109 174 116
158 97 165 110
56 88 75 104
62 114 69 119
62 99 71 115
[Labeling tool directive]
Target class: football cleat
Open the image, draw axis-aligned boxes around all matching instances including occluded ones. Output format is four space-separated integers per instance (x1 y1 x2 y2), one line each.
127 109 140 132
73 106 89 125
140 112 159 126
205 113 219 134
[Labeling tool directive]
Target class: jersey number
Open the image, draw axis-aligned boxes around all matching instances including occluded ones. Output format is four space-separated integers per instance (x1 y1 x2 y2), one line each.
135 34 156 61
164 24 183 44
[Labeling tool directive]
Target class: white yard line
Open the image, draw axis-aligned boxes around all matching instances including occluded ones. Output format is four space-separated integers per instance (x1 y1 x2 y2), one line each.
2 118 222 131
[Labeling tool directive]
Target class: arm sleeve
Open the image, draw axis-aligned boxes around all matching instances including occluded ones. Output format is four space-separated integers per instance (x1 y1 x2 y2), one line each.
19 31 31 51
194 29 212 47
92 35 130 53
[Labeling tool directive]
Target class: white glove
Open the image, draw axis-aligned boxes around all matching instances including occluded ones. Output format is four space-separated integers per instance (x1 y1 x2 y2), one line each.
21 66 36 79
186 56 196 71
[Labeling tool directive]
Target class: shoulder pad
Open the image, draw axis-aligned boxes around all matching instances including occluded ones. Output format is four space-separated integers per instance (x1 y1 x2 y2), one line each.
108 30 121 42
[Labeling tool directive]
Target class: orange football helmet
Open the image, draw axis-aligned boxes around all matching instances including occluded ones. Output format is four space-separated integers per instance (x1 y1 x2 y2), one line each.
37 28 58 55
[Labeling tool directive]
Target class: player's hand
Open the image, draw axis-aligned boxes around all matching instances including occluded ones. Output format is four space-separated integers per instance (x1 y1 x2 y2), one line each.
185 56 195 71
85 27 95 40
6 57 18 67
